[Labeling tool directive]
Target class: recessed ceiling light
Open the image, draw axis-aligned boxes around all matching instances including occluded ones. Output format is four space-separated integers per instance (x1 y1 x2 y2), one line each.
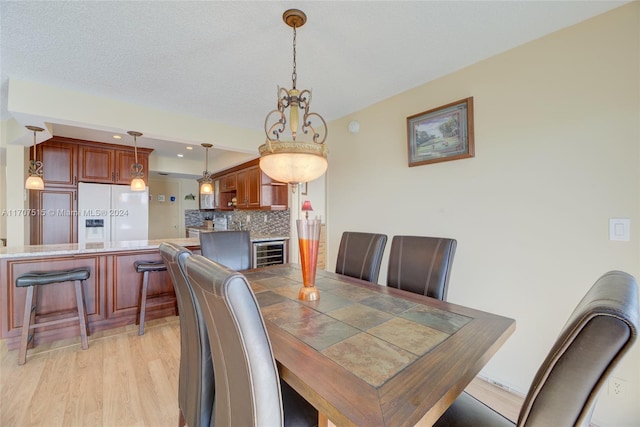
186 146 193 150
177 154 184 158
113 135 122 139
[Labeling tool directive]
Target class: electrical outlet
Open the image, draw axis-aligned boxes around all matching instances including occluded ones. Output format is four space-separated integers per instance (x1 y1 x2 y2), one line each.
264 214 268 223
609 377 625 396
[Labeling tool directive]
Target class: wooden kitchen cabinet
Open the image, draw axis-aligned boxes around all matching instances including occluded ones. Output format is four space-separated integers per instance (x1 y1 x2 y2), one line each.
114 149 149 185
29 187 77 245
210 159 289 210
79 144 150 185
36 139 78 187
236 166 261 209
0 245 197 351
220 173 237 192
29 138 153 245
78 145 115 183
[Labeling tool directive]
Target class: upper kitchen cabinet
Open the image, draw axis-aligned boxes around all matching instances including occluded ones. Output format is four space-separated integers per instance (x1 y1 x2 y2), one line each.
36 138 78 187
29 137 154 245
236 166 261 209
114 150 149 185
79 143 151 185
212 159 288 210
79 145 114 183
220 172 237 192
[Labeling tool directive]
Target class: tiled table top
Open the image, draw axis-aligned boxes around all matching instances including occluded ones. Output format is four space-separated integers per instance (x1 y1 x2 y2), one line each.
246 268 472 387
243 265 515 426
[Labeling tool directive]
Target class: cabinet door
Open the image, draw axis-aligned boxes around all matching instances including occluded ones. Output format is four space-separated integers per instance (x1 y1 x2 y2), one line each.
79 146 115 183
114 149 148 185
37 141 77 187
247 166 261 208
236 169 248 207
221 173 236 192
30 187 77 245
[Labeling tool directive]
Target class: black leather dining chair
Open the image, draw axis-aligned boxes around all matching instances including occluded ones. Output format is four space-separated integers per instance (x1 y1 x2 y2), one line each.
199 230 251 271
159 242 214 427
335 231 387 283
185 254 318 427
434 270 639 427
387 235 457 300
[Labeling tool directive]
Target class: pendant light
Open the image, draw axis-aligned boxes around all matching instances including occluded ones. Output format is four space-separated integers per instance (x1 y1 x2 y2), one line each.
258 9 328 188
25 125 45 190
200 143 213 194
127 131 146 191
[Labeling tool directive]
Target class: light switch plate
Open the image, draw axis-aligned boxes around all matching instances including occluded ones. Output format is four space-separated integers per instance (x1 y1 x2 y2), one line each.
609 218 630 241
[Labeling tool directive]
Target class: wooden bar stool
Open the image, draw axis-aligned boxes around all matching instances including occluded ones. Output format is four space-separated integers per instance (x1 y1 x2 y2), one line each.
135 260 167 335
15 267 91 365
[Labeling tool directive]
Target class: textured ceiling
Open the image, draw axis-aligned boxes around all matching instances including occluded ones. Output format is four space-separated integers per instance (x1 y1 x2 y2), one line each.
0 1 629 168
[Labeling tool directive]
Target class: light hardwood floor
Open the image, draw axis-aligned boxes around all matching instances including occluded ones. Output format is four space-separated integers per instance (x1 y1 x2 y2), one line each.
0 317 522 426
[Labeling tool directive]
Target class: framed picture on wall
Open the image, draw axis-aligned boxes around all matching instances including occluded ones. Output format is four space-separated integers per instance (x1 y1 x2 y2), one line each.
407 97 474 167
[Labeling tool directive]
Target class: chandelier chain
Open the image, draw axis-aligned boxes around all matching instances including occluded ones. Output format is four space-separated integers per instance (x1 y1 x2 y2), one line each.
292 25 297 89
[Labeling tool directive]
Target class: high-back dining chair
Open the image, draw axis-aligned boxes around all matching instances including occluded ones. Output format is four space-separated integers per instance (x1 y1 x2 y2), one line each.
335 232 387 283
159 243 214 427
199 230 251 271
387 235 457 300
434 270 639 427
185 254 318 427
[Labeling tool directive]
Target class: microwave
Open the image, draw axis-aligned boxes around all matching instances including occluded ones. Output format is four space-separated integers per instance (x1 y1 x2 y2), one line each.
200 193 215 209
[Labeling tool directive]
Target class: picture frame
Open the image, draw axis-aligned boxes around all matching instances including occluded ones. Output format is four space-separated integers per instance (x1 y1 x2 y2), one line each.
300 182 308 195
407 97 474 167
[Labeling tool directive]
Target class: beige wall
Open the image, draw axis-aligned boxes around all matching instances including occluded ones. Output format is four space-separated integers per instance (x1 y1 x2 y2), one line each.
327 4 639 426
148 176 199 239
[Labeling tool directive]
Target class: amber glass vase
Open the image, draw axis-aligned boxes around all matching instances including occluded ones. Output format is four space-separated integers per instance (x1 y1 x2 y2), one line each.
296 219 322 301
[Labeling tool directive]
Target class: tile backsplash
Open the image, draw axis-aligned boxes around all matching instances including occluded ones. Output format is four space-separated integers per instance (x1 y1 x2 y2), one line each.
185 209 290 236
185 209 204 227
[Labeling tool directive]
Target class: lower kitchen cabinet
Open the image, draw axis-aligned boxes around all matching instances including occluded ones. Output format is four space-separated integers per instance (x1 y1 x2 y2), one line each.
0 244 199 351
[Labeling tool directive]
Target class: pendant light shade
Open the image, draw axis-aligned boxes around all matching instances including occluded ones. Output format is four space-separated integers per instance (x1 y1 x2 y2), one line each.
127 131 146 191
200 143 213 194
25 175 45 190
200 182 213 194
258 9 328 187
25 125 45 190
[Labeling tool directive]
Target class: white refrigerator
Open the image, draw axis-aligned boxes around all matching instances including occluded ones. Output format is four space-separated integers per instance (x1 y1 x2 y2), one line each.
78 183 149 244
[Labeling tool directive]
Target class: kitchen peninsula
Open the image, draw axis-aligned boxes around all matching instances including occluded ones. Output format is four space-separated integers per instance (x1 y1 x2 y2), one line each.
0 237 200 351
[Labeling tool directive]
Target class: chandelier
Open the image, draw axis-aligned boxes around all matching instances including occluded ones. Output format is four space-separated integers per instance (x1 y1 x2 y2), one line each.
258 9 328 188
24 125 45 190
127 131 146 191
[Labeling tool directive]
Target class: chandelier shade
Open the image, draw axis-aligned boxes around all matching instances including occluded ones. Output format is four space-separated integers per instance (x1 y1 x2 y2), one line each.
259 141 327 185
25 125 45 190
258 9 328 187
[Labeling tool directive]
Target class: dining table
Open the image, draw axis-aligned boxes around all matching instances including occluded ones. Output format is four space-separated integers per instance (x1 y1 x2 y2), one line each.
243 264 516 427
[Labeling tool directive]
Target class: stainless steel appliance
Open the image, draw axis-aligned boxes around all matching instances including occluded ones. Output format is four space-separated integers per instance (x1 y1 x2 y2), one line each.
212 216 228 230
252 240 287 268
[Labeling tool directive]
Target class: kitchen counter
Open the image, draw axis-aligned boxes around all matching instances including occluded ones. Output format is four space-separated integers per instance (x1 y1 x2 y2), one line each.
0 237 200 259
186 227 289 243
1 237 202 351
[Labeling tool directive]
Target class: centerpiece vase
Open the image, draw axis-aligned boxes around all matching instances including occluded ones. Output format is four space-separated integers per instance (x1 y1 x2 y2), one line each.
296 219 321 301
